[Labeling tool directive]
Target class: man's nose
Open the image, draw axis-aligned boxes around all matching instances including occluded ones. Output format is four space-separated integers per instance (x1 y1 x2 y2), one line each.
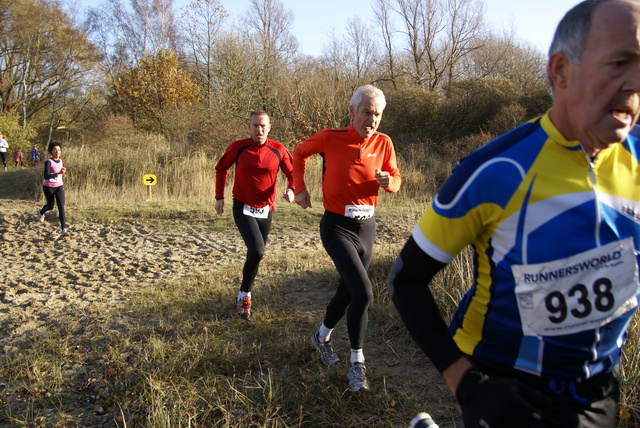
624 61 640 93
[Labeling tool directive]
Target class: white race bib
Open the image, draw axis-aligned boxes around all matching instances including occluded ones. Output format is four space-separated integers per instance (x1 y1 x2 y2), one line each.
344 205 374 220
50 174 62 183
243 204 269 219
513 238 639 336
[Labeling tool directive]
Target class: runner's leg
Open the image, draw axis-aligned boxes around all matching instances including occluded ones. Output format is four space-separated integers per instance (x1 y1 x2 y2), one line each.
41 186 56 214
320 211 376 350
54 186 66 230
232 200 272 293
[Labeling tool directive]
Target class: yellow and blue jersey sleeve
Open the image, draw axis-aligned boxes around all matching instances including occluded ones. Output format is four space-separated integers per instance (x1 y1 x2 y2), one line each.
413 112 640 380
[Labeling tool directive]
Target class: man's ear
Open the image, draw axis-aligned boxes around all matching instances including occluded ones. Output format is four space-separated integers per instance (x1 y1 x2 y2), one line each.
548 52 571 89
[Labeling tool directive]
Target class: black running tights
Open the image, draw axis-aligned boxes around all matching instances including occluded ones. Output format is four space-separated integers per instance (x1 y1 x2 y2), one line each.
320 210 376 350
41 185 66 230
232 199 273 293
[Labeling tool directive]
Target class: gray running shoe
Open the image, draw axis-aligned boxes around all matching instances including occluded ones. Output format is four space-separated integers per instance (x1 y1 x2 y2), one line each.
348 362 369 392
310 330 339 365
60 228 69 238
37 210 45 222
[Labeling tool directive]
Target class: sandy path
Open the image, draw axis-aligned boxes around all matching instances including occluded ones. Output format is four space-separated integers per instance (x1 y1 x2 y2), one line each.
0 198 458 426
0 199 323 349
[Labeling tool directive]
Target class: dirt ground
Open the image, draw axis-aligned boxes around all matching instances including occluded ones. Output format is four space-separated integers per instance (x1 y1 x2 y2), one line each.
0 198 459 427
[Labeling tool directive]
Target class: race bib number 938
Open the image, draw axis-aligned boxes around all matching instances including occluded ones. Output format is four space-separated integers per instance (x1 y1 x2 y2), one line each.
513 238 639 337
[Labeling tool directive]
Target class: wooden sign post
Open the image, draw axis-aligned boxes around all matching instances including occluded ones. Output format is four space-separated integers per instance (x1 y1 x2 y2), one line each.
143 174 157 201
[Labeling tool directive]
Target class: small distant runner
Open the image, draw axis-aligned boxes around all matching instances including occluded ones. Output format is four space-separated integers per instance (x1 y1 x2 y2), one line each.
30 146 41 166
13 148 24 168
0 134 8 172
37 142 68 237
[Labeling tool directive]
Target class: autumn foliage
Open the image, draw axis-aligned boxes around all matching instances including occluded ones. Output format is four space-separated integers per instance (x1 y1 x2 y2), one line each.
110 50 201 132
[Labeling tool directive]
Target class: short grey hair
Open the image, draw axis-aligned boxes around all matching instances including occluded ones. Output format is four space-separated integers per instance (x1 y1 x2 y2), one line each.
349 85 386 111
548 0 605 64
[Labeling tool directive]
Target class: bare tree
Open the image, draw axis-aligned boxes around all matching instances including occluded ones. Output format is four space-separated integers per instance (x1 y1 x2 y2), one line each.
373 0 401 88
87 0 181 81
210 31 257 117
321 32 348 77
394 0 444 88
277 56 350 139
392 0 484 90
441 0 484 86
180 0 228 109
320 17 379 88
345 16 378 81
469 31 547 90
243 0 298 111
467 32 550 116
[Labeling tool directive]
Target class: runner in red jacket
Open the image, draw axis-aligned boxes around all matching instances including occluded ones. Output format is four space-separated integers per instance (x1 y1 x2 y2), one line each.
215 110 294 320
294 85 401 392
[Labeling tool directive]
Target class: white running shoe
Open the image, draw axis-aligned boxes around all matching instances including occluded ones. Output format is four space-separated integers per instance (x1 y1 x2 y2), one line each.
311 330 339 365
348 362 369 392
37 210 45 222
60 228 69 237
408 413 440 428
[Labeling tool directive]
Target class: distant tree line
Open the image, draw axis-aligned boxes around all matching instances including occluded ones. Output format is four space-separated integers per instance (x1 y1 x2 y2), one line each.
0 0 551 151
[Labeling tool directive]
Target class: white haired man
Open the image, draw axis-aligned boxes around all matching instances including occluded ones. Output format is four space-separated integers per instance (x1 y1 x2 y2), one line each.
294 84 402 392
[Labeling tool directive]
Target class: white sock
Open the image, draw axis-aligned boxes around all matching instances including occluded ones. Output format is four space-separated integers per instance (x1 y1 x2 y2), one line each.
237 291 251 301
350 348 365 364
318 323 332 342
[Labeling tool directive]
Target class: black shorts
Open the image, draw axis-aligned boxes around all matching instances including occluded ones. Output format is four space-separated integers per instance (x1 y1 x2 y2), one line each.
462 358 620 428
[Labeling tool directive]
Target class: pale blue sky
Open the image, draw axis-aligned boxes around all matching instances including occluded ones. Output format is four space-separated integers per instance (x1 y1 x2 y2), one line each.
220 0 581 56
72 0 581 57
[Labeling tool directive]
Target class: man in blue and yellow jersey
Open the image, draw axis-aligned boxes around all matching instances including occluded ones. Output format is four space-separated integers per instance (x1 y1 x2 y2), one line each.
389 1 640 427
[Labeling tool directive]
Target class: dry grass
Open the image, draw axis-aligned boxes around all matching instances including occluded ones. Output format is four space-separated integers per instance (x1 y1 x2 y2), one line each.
620 315 640 427
2 240 453 427
1 131 638 427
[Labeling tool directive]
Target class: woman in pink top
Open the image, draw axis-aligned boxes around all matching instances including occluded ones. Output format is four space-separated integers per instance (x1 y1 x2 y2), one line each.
37 142 68 236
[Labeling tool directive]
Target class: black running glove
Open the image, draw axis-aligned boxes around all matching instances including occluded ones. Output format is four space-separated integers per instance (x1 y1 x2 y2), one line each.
456 368 552 428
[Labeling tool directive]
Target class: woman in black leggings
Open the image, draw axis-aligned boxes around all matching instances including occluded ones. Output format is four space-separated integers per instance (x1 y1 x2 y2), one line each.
37 142 68 237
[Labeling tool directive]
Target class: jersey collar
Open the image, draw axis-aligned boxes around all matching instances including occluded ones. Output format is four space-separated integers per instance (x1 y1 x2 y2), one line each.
541 110 583 152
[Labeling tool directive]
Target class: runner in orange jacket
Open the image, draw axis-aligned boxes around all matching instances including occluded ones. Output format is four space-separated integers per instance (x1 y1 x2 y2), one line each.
293 84 401 392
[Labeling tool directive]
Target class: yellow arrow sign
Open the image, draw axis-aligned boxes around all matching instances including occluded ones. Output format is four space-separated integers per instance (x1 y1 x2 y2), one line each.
143 174 157 186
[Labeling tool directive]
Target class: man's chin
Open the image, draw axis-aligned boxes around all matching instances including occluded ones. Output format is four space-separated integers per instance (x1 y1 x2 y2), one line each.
611 127 634 144
358 129 375 138
590 131 631 151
